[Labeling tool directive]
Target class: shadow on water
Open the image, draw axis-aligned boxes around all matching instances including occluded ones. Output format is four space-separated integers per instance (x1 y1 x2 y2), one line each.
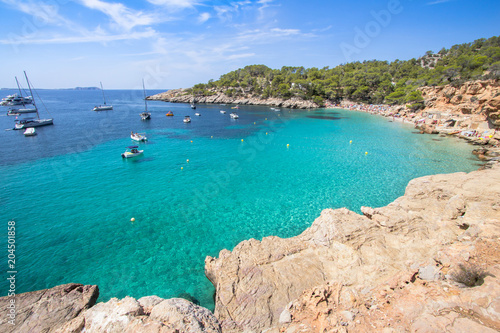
306 115 346 120
133 157 155 163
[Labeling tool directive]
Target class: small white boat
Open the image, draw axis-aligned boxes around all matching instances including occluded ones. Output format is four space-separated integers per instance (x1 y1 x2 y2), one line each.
220 110 226 114
7 107 37 116
140 80 151 120
191 104 196 109
131 132 147 141
183 116 191 123
140 112 151 120
195 113 201 116
23 127 36 136
121 145 143 158
93 82 113 111
230 112 239 119
93 105 113 111
15 117 53 129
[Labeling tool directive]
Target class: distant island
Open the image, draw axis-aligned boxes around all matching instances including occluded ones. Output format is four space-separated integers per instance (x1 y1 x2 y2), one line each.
67 87 100 90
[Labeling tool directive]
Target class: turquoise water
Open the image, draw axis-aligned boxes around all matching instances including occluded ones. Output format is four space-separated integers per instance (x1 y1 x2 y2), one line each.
0 90 479 309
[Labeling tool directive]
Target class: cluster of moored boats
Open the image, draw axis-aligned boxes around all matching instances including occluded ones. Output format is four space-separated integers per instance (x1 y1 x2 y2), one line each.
3 74 244 157
2 72 54 136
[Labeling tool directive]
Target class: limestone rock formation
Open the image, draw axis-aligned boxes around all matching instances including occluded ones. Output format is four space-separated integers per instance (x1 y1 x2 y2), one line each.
419 79 500 125
0 283 99 333
147 88 318 109
75 297 221 333
0 285 220 333
205 165 500 332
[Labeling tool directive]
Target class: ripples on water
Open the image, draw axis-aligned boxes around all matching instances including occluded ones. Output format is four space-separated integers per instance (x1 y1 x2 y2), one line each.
0 90 479 309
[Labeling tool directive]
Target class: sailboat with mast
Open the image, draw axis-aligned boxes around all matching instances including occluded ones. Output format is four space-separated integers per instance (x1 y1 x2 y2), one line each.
7 76 37 116
140 79 151 120
93 82 113 111
14 71 54 130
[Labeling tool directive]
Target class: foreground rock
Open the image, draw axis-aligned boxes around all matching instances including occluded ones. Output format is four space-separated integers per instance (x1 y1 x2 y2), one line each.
148 88 318 109
0 283 98 333
205 164 500 332
59 296 221 333
0 286 221 333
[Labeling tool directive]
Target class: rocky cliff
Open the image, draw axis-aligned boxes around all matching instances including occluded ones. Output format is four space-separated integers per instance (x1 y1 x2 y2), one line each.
2 165 499 332
419 79 500 126
147 88 319 109
205 164 500 332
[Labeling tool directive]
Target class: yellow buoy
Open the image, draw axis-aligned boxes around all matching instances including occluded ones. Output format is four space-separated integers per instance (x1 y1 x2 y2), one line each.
190 140 193 143
254 122 256 125
181 167 183 170
349 140 352 144
130 217 135 222
287 144 290 148
266 132 268 135
365 152 368 155
211 136 213 138
186 159 189 163
265 118 267 120
241 139 244 142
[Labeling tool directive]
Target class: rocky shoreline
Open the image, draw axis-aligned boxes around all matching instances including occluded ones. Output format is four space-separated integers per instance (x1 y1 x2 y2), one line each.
147 88 319 109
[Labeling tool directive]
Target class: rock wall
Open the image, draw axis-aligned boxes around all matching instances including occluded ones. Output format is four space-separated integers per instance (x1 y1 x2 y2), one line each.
419 79 500 126
147 88 319 109
205 164 500 332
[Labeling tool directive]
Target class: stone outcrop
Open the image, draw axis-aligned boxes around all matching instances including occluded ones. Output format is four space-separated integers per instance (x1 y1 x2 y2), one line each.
0 283 98 333
419 79 500 126
205 164 500 332
147 88 318 109
0 286 220 333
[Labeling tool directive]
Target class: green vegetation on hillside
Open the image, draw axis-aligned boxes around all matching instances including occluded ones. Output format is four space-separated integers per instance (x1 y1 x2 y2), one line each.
188 36 500 108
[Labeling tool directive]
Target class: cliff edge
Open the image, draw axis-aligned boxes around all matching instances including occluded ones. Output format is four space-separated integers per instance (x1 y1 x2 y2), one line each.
205 164 500 332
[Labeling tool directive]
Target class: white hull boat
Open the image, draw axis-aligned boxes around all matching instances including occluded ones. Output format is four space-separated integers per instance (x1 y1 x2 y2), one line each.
93 105 113 111
183 116 191 123
122 145 143 158
230 112 239 119
131 132 147 141
93 82 112 111
220 110 226 114
15 118 53 129
8 107 37 115
23 127 36 136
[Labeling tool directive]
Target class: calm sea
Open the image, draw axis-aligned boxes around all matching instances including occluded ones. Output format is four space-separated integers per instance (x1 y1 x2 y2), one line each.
0 89 480 309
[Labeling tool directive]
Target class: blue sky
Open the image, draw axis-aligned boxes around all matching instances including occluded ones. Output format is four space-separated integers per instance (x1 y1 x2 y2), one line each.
0 0 499 89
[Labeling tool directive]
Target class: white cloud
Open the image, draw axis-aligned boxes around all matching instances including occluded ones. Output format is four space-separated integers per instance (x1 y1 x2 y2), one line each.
0 29 157 45
78 0 160 31
427 0 454 5
198 12 211 23
147 0 200 9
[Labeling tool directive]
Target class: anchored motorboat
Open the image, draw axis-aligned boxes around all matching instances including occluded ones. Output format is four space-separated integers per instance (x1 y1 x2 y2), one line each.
131 131 147 142
121 145 143 158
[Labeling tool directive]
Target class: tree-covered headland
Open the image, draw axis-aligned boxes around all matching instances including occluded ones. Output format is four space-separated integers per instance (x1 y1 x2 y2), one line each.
187 36 500 109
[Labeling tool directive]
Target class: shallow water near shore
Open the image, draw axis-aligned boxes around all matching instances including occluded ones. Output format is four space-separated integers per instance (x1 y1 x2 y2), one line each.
0 90 479 309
